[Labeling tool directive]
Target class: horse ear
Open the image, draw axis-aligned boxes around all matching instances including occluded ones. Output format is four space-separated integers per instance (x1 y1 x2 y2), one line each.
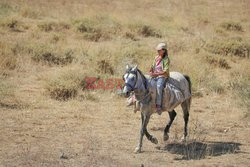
126 64 130 70
132 65 138 71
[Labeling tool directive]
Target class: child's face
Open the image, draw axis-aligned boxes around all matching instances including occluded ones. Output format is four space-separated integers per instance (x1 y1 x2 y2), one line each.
157 49 165 57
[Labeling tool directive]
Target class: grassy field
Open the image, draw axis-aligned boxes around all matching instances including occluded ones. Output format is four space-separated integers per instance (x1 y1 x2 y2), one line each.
0 0 250 166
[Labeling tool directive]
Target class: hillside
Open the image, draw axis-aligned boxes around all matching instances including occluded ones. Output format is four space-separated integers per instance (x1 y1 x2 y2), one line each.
0 0 250 166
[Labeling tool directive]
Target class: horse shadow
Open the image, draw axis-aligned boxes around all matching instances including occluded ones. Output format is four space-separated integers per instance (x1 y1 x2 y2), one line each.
158 141 242 160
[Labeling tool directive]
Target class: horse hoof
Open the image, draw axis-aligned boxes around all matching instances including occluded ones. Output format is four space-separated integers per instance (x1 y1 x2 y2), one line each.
134 147 142 154
163 133 169 141
151 137 158 144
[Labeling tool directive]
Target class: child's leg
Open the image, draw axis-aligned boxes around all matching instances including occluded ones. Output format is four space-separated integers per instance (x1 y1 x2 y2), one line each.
156 77 166 107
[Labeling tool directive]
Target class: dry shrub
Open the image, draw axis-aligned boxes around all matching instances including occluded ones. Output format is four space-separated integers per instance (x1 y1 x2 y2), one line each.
205 38 250 58
123 32 138 41
128 23 162 38
20 7 41 19
82 32 109 42
73 16 120 41
0 42 18 75
37 21 70 32
228 73 250 116
0 78 25 109
0 16 29 32
0 49 16 73
96 60 114 75
0 18 18 30
205 74 225 94
205 55 231 69
0 3 14 17
220 22 243 32
29 44 74 65
46 68 83 100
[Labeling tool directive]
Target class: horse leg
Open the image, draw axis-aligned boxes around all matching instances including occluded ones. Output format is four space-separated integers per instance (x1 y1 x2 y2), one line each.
134 113 150 153
181 98 191 142
142 112 158 144
163 110 177 141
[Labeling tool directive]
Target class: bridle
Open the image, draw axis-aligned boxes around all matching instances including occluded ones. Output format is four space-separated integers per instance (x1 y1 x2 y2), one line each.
123 70 138 91
123 69 151 103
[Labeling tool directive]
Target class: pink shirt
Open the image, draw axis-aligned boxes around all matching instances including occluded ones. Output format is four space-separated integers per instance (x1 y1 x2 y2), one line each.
154 56 163 73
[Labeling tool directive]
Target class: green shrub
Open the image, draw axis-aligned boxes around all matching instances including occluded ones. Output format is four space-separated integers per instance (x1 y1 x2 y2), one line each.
205 38 250 58
220 22 243 32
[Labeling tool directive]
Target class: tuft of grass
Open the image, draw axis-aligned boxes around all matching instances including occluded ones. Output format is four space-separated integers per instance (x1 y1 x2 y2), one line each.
37 21 70 32
0 17 29 32
0 17 18 28
0 78 24 109
45 68 83 100
29 44 74 65
20 7 41 19
73 16 120 41
123 32 138 41
220 22 243 32
0 42 18 75
0 3 14 17
96 60 114 75
228 74 250 116
205 38 250 58
205 55 231 69
127 23 162 38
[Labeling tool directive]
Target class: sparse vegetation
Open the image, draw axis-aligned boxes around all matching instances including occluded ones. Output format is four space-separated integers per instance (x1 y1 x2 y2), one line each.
228 73 250 116
45 67 83 100
205 38 250 58
73 17 120 41
0 0 250 166
128 23 162 38
0 3 14 17
37 21 70 32
220 22 243 32
96 60 114 75
205 55 231 69
29 44 74 65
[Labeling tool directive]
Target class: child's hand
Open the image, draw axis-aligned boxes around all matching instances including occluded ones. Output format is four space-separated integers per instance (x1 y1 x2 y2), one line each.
149 72 157 77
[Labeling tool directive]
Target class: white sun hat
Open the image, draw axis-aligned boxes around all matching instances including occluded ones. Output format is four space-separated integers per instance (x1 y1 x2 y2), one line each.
156 42 167 50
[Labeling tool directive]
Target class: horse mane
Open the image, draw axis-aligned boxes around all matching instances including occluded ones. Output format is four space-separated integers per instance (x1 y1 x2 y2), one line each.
137 68 148 89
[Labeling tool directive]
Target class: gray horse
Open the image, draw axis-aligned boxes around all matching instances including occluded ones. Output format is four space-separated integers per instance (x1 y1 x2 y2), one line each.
122 65 192 153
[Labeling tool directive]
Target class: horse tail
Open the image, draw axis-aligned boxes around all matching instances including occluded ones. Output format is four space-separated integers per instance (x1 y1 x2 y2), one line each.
184 75 192 94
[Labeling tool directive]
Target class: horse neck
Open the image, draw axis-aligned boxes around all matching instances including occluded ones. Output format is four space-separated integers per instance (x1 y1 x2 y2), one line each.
134 70 148 97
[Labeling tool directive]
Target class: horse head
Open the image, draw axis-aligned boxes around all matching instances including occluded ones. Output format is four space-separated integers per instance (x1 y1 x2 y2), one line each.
122 65 138 97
